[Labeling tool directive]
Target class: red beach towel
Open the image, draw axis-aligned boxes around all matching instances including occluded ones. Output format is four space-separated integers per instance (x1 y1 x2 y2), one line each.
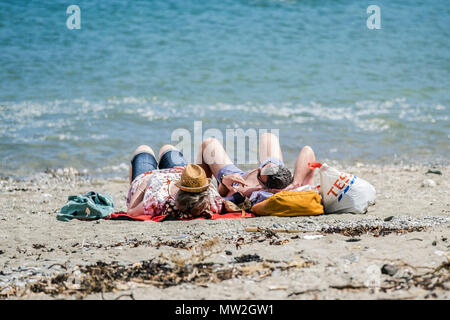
107 211 255 222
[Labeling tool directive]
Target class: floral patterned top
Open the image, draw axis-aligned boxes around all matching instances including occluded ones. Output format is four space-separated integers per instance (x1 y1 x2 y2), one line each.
126 167 223 218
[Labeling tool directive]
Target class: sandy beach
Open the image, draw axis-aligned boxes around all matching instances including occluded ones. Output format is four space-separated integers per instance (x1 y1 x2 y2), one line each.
0 162 448 300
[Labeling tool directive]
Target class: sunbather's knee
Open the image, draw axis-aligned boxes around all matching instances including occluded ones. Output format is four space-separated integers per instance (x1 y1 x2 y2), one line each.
202 137 220 149
158 144 177 159
260 132 278 142
302 145 314 155
132 145 155 158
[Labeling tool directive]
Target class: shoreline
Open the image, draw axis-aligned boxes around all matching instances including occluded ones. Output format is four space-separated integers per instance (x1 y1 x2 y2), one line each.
0 163 448 299
2 157 449 181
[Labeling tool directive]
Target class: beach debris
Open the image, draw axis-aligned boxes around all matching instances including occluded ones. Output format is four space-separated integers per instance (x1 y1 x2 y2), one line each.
268 285 288 291
426 169 442 175
384 216 394 222
421 179 437 188
345 238 361 242
32 244 46 249
225 250 232 256
234 254 262 263
381 264 398 276
262 228 279 239
0 247 315 299
162 237 223 267
269 239 290 245
244 227 318 234
381 258 449 292
288 288 321 297
332 258 449 294
330 284 367 291
322 225 427 237
235 237 245 250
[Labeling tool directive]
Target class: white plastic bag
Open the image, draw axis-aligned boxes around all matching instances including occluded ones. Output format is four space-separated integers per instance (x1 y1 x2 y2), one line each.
308 162 376 214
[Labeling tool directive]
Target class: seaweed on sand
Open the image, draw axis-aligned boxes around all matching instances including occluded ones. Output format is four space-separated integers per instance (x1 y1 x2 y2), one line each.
321 225 427 237
0 238 314 299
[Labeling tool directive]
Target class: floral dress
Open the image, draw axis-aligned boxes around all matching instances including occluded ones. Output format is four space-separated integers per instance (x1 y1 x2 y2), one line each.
126 167 222 218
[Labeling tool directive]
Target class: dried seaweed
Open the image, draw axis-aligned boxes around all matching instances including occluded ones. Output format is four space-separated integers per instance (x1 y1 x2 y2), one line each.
380 259 450 292
234 254 262 263
322 225 427 237
329 258 449 295
0 238 315 299
288 289 321 297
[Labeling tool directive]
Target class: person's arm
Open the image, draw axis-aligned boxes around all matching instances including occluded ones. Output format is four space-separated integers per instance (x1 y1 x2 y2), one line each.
219 174 248 196
128 176 150 209
127 201 145 216
218 182 229 197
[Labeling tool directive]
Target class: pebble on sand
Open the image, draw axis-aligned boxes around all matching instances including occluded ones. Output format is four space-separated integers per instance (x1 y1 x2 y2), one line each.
426 169 442 175
381 264 398 276
421 179 437 188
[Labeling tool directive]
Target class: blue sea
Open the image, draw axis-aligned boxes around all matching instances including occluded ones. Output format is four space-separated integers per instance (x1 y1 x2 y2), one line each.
0 0 449 177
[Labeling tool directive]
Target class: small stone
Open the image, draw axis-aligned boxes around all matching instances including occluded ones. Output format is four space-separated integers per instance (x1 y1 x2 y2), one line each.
346 238 361 242
426 169 442 175
384 216 394 222
225 250 232 256
432 241 437 246
421 179 436 188
381 264 398 276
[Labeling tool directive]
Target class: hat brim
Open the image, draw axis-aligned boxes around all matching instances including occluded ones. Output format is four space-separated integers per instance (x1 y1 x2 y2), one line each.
174 178 211 193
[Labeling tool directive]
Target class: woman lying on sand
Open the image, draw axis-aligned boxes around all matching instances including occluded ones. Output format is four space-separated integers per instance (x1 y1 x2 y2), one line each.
197 133 316 199
126 144 223 219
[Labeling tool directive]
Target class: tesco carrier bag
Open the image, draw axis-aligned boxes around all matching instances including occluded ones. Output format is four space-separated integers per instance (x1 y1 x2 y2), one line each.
308 162 376 214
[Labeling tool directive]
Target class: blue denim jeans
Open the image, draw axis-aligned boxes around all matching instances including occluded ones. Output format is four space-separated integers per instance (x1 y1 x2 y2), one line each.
131 150 187 181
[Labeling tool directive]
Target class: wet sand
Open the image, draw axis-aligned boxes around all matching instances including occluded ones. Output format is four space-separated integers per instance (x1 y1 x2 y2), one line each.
0 163 449 300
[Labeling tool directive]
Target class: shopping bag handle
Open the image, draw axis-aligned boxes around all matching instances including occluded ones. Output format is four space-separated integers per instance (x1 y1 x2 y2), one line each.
308 162 322 169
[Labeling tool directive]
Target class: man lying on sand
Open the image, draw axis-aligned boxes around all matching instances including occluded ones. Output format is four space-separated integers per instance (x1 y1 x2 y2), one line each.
196 133 316 200
126 145 223 219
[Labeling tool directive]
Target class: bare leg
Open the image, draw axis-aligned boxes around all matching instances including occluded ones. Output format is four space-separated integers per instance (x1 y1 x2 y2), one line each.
129 145 155 184
127 145 156 211
292 146 315 186
196 138 233 178
259 132 283 164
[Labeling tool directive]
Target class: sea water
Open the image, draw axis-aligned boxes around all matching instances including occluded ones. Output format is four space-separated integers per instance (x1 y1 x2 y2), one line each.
0 0 448 177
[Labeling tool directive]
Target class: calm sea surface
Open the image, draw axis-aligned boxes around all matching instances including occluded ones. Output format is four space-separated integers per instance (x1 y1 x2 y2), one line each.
0 0 449 177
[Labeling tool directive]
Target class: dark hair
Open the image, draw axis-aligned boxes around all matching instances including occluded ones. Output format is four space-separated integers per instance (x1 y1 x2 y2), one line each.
262 165 293 189
175 189 210 216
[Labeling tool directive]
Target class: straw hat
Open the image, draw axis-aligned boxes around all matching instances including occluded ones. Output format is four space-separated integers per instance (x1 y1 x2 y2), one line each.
174 164 211 193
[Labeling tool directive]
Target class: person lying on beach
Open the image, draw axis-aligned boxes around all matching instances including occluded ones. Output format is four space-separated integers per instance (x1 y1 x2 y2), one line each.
126 145 222 219
196 133 316 201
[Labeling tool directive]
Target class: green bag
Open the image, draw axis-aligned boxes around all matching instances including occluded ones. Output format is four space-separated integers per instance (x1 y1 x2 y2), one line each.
57 191 115 222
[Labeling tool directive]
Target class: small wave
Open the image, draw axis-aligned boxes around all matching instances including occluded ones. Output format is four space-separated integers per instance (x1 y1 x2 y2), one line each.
0 96 448 176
